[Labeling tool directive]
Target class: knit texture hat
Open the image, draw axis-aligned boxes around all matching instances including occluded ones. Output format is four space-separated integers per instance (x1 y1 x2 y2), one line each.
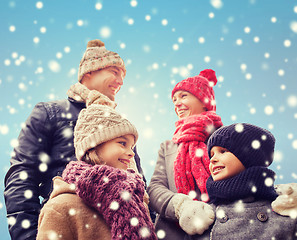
171 69 218 111
207 123 275 168
74 90 138 161
78 39 126 82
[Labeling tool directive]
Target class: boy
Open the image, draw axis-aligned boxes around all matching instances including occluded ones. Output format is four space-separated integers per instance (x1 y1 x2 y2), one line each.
198 123 297 240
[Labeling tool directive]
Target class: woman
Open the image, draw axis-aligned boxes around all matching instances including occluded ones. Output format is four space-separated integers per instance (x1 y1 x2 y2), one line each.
147 69 223 239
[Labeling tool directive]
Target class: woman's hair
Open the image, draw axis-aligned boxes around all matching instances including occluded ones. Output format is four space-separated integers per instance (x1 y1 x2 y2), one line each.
81 148 106 166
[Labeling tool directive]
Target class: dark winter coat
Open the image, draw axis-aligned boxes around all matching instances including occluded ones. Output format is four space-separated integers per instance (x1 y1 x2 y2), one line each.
187 198 297 240
4 97 144 240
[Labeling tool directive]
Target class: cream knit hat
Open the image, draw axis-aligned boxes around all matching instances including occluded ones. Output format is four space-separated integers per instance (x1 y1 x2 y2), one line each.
74 90 138 161
78 39 126 82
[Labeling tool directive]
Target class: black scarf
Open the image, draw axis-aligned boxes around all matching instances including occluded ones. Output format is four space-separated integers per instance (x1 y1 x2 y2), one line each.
206 166 278 204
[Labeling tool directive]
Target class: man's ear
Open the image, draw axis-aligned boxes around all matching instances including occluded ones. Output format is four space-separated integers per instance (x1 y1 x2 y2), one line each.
84 73 92 80
81 73 91 84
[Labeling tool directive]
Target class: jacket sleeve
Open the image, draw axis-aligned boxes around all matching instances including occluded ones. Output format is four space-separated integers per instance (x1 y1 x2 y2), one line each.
133 145 146 184
147 142 177 220
36 202 73 240
4 103 53 240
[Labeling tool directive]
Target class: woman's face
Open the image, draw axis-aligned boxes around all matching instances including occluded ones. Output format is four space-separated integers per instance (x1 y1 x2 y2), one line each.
172 90 206 119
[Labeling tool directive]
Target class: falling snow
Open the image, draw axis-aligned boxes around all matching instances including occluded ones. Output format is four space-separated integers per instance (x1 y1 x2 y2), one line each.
130 217 139 226
1 1 297 239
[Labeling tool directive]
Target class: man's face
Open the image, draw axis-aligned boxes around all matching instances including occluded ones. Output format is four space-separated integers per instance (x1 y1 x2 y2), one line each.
82 66 124 101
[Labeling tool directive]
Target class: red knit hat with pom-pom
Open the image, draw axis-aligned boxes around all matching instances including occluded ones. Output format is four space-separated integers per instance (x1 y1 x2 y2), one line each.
171 69 218 111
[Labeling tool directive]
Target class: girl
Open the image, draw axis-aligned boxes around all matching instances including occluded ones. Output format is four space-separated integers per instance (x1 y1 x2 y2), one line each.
37 90 156 240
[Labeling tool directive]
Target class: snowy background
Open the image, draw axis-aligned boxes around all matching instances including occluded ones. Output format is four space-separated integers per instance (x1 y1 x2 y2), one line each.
1 0 297 238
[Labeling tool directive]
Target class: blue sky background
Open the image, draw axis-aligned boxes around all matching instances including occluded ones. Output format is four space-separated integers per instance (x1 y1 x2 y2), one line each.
1 0 297 238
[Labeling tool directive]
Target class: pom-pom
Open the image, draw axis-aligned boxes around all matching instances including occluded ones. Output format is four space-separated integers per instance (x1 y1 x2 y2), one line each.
87 39 105 48
199 69 217 87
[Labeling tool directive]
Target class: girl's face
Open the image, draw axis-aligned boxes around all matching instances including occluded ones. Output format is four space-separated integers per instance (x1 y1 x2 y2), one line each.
95 134 135 170
172 90 206 119
209 146 246 181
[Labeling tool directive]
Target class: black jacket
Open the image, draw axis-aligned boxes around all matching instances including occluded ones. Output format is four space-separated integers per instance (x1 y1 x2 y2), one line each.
4 97 145 240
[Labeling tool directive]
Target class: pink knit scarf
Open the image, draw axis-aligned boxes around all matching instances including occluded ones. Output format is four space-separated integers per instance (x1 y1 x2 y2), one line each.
63 161 157 240
172 111 223 197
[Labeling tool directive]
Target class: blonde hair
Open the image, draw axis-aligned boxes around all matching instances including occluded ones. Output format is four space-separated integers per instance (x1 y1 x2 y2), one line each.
81 148 105 166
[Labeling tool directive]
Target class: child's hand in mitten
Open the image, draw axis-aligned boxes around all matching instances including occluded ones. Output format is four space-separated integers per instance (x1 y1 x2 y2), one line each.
172 194 215 235
272 183 297 218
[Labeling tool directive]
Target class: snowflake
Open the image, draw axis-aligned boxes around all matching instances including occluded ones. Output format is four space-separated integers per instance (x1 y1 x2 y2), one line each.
21 219 30 229
251 140 260 149
251 186 257 193
110 201 119 211
7 217 16 226
69 208 77 216
188 190 197 200
130 217 139 226
234 200 245 213
120 190 131 201
62 128 73 138
157 229 166 239
48 60 61 73
103 176 109 183
19 171 28 180
195 149 204 157
95 3 103 10
265 177 273 187
100 26 111 39
216 208 226 218
24 190 33 199
139 226 150 238
234 124 244 133
39 163 48 172
39 152 50 163
46 230 59 240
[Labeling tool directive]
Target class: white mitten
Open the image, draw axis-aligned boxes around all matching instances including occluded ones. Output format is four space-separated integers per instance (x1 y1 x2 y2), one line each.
171 194 215 235
272 183 297 218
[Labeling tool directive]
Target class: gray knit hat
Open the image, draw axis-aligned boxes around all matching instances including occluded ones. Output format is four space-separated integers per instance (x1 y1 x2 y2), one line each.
74 90 138 161
78 39 126 82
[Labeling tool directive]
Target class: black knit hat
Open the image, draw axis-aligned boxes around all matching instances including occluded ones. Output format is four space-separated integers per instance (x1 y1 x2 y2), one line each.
207 123 275 168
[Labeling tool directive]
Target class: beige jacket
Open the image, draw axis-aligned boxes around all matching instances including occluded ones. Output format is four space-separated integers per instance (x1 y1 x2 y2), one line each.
37 176 111 240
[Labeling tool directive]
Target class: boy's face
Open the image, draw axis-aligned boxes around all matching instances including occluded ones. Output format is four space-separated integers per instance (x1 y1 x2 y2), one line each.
172 90 206 119
209 146 246 181
81 66 124 101
95 134 135 170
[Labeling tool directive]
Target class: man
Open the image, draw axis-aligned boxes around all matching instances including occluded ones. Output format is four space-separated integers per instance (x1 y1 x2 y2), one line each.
4 39 145 240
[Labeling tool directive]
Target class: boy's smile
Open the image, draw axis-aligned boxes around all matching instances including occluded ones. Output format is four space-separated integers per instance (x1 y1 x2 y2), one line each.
209 146 246 181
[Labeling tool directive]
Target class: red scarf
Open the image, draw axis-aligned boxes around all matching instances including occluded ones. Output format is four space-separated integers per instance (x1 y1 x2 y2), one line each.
172 111 223 197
